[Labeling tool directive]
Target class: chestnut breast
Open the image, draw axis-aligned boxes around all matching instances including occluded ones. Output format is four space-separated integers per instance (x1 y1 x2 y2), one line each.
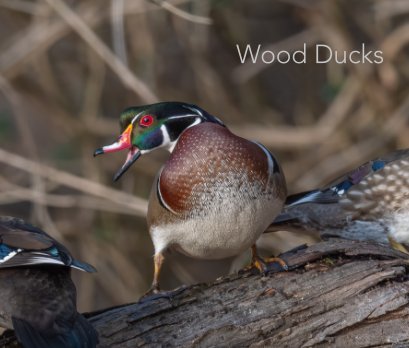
159 122 271 215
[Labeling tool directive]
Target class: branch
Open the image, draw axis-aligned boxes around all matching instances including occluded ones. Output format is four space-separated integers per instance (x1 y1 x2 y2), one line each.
44 0 158 103
2 239 409 347
0 148 148 217
149 0 213 25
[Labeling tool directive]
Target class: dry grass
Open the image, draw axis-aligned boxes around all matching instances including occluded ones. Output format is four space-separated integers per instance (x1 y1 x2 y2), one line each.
0 0 408 311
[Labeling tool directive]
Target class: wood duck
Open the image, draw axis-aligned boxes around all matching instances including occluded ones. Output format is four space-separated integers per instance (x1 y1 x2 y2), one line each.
0 216 98 348
94 102 287 293
268 149 409 252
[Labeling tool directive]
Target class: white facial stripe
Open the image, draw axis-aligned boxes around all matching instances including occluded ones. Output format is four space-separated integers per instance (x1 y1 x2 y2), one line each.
187 117 202 128
168 113 223 126
161 124 170 143
160 125 176 153
132 114 198 131
183 105 224 125
167 114 198 120
183 105 204 116
164 117 202 153
131 112 143 125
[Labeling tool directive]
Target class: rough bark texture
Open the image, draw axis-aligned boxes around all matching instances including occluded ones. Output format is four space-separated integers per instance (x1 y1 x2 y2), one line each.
2 239 409 347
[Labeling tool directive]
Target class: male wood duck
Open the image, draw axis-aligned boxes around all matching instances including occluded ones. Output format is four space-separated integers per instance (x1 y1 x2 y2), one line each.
0 216 98 348
268 149 409 252
94 102 287 293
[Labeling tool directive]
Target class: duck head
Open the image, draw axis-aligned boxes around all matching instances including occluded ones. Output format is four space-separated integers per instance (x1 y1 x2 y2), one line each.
94 102 224 181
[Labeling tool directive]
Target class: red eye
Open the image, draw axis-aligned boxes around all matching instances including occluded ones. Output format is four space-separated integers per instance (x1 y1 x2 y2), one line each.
139 115 154 127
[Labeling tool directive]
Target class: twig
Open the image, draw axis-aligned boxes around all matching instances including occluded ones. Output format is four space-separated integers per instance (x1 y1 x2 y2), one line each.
0 74 61 236
0 0 192 80
0 0 46 15
111 0 128 65
149 0 212 25
44 0 158 103
382 22 409 60
0 179 138 216
296 92 409 189
0 147 148 217
232 76 361 149
375 0 409 20
0 2 99 78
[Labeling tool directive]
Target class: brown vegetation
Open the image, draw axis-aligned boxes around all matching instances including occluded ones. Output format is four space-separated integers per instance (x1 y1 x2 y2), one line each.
0 0 408 312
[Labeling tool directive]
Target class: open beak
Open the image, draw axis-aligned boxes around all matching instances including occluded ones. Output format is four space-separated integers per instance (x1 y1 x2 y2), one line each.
93 124 141 181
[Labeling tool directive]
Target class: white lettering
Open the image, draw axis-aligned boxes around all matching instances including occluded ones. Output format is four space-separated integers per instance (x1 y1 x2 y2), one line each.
293 43 306 64
236 44 261 63
316 44 332 63
261 50 275 64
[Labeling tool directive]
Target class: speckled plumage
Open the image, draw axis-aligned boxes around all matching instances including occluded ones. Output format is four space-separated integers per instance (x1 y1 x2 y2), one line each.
269 149 409 246
149 122 286 259
158 123 274 215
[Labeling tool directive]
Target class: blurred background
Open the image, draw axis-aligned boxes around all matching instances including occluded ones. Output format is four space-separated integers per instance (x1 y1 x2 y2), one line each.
0 0 409 312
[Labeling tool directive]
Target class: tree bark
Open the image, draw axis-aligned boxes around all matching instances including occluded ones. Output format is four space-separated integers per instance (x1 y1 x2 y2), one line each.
2 239 409 347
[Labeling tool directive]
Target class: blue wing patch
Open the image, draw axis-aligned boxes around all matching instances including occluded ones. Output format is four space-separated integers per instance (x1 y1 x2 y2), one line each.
47 246 60 257
287 159 388 206
0 244 20 262
333 180 353 194
333 160 385 195
372 160 385 171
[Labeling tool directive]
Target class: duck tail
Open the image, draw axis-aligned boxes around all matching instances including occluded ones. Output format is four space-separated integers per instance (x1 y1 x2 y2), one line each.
12 314 98 348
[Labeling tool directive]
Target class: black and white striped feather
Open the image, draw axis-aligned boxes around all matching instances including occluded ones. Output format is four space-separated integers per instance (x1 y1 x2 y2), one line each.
0 217 95 273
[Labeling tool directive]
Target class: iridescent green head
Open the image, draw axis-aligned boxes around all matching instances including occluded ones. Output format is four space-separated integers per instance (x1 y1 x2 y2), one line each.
94 102 223 181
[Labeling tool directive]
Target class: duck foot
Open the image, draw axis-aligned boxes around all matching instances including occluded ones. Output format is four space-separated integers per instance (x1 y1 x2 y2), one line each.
240 245 289 275
241 256 288 275
255 256 288 274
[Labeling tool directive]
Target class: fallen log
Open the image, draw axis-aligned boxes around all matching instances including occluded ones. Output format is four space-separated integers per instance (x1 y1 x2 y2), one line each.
2 239 409 347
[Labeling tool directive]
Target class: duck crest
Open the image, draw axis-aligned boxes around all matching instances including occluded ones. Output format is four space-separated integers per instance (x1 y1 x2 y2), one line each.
158 122 271 215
